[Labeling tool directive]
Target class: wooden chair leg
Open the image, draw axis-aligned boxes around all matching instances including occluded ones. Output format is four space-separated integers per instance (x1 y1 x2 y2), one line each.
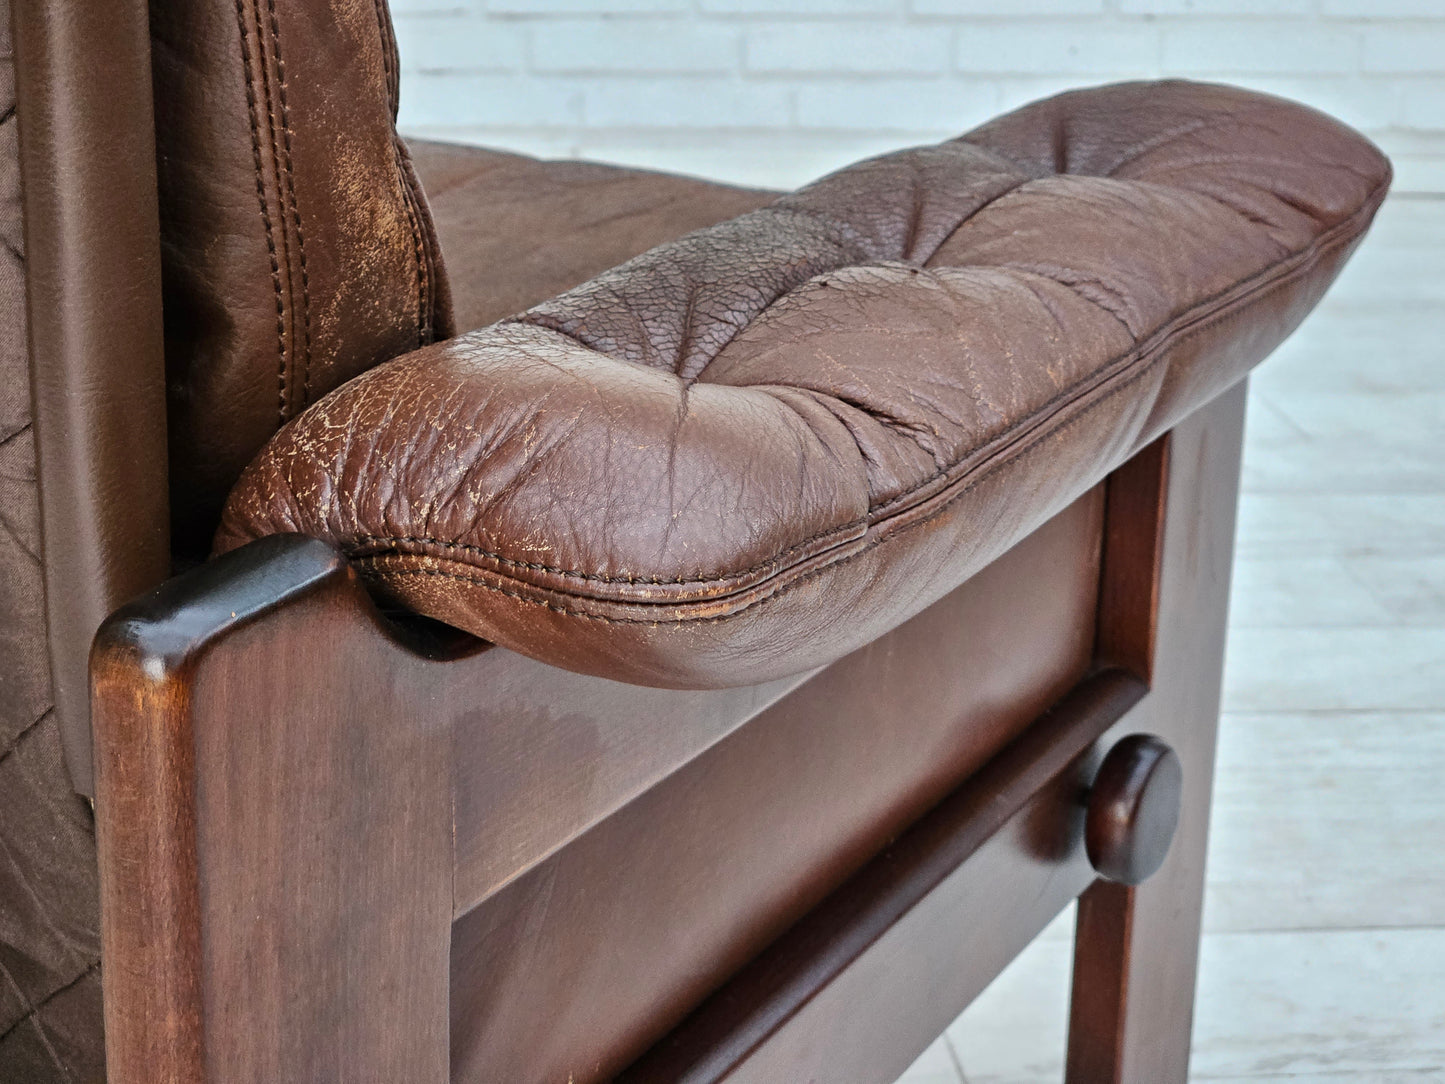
91 537 454 1084
1066 381 1248 1083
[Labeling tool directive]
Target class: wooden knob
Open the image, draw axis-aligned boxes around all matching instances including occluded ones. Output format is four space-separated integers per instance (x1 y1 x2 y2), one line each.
1085 734 1183 886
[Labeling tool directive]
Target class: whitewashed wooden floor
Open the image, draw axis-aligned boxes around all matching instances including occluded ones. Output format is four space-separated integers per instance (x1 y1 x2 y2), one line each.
896 195 1445 1083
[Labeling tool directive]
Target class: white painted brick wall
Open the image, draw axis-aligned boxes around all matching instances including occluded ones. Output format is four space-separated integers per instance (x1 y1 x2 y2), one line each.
390 0 1445 191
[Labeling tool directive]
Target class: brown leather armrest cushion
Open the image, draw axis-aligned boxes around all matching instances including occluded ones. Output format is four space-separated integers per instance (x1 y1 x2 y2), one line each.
216 80 1389 688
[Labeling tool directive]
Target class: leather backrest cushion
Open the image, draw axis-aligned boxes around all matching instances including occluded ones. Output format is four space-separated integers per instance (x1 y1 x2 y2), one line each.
151 0 451 553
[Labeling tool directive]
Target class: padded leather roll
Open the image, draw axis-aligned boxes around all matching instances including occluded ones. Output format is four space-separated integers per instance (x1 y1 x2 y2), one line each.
218 81 1390 689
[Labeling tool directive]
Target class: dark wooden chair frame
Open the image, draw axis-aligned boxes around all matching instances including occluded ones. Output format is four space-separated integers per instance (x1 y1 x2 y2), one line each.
90 376 1247 1084
13 0 1243 1074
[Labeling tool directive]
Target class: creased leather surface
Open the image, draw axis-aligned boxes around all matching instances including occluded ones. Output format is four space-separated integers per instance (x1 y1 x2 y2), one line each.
154 0 450 554
411 140 777 335
220 81 1391 688
0 8 104 1077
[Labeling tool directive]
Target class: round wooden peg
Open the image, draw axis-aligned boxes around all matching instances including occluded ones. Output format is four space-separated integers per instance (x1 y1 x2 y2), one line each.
1085 733 1183 886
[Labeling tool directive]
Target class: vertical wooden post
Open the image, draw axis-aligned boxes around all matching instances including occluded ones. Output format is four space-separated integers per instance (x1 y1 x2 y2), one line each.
92 535 453 1084
1067 381 1249 1082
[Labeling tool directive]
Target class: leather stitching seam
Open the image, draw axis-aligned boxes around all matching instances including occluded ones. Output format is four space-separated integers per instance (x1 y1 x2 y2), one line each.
232 0 289 425
396 149 430 347
251 0 299 417
349 517 866 586
403 154 432 345
262 0 313 409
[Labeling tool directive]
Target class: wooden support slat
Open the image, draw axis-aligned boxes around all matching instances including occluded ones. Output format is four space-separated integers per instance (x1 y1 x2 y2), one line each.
618 668 1146 1084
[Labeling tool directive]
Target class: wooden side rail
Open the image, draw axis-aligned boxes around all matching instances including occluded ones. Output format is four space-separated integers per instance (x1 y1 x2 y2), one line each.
91 382 1246 1084
1068 381 1246 1083
620 382 1246 1082
619 668 1148 1083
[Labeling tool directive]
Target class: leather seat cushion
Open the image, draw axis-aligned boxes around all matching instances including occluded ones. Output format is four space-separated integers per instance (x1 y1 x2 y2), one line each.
408 140 777 335
218 80 1390 690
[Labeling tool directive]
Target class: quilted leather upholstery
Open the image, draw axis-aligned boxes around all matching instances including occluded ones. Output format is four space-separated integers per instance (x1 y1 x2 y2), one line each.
218 80 1390 689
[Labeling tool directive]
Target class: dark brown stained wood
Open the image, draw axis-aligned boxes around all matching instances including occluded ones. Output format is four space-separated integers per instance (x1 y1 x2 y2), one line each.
616 383 1246 1084
1067 380 1248 1083
449 657 813 915
92 495 1101 1084
92 535 453 1084
91 385 1245 1083
617 669 1146 1084
1094 434 1170 682
1085 734 1184 886
93 488 1103 1084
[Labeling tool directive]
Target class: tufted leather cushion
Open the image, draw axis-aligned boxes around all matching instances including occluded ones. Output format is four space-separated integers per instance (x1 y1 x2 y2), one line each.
218 81 1390 689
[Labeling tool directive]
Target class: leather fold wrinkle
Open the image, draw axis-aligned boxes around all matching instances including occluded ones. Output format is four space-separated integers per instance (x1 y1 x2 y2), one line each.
217 80 1391 688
